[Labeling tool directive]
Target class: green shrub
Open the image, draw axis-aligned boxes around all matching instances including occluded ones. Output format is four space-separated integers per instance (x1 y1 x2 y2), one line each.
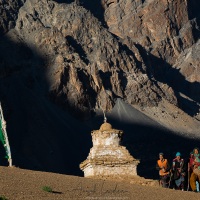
0 196 8 200
42 186 53 193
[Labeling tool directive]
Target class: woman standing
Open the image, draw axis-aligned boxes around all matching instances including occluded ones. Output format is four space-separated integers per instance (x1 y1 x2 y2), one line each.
190 148 200 192
172 152 186 190
156 152 170 188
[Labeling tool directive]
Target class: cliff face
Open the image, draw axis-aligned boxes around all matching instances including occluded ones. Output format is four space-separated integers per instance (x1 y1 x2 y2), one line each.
2 0 179 117
102 0 200 115
0 0 200 176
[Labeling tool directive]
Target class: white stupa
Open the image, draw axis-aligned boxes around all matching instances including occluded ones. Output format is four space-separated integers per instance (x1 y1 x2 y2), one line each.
80 119 140 178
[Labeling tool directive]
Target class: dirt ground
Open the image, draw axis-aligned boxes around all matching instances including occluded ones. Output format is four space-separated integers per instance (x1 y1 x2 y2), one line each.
0 166 200 200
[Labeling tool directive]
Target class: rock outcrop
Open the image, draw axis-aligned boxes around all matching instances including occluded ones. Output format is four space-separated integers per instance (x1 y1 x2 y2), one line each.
0 0 25 35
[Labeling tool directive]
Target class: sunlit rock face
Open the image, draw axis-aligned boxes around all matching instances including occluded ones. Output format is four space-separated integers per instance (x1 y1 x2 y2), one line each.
80 122 139 178
102 0 200 114
1 0 179 120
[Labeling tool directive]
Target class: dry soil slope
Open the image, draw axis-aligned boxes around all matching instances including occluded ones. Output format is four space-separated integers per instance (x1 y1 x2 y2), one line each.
0 166 200 200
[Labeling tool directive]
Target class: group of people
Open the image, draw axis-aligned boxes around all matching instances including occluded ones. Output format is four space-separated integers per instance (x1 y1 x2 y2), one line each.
156 147 200 191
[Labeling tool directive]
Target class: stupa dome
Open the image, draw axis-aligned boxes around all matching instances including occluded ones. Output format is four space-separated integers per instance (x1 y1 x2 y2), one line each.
100 122 112 131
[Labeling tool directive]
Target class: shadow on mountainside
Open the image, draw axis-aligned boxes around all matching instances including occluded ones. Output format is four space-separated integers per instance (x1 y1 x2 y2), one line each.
187 0 200 21
79 0 106 26
187 0 200 43
0 35 91 176
54 0 107 27
134 43 200 117
65 35 89 65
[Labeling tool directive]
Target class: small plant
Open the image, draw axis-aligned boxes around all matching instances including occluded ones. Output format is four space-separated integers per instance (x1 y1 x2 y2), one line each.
0 196 8 200
42 186 53 193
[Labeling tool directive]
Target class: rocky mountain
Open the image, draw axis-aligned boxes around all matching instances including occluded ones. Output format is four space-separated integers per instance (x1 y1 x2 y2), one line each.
0 0 199 178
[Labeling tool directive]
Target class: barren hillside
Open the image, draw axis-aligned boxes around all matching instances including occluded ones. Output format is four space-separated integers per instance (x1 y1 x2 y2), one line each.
0 166 200 200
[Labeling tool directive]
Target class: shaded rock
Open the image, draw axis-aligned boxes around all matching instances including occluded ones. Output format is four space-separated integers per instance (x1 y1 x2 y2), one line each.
0 0 25 35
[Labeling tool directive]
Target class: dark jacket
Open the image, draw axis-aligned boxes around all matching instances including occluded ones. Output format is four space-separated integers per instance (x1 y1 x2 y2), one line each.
172 158 186 180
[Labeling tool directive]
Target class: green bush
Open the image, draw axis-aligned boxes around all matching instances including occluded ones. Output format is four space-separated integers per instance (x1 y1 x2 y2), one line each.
0 196 8 200
42 186 53 193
